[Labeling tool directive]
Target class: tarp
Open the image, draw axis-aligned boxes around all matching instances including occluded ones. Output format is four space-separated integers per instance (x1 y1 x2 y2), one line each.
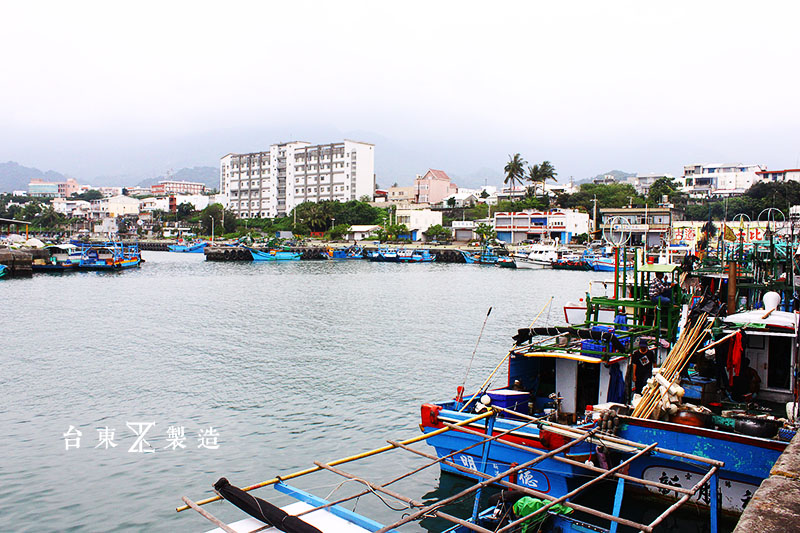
24 238 45 248
213 478 322 533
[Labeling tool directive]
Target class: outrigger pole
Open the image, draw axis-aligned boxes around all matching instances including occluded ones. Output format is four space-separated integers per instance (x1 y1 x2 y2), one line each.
459 297 553 412
176 410 494 512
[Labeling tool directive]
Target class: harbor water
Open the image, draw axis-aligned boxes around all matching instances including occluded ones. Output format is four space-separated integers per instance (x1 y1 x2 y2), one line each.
1 253 598 531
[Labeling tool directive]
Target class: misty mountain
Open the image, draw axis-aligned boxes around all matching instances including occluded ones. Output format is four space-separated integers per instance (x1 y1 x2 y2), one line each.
0 161 69 193
137 166 219 190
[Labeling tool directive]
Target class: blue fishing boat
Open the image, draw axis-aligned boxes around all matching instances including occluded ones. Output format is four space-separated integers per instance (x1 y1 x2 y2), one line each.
0 264 8 279
248 247 301 261
460 244 500 265
77 241 141 270
32 244 80 272
419 246 797 518
178 394 719 533
397 248 436 263
322 245 364 260
167 241 209 253
366 246 399 262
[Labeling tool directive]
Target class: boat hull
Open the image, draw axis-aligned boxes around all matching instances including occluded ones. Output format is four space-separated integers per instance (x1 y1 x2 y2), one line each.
420 405 785 515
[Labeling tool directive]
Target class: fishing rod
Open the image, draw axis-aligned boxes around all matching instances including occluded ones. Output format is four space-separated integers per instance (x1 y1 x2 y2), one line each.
457 306 492 402
458 296 554 412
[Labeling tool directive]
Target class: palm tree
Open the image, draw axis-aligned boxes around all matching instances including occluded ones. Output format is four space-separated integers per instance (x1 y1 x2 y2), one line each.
527 161 558 197
503 153 527 192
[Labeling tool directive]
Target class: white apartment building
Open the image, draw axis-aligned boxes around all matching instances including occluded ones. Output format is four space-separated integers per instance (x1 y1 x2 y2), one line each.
395 208 443 241
220 140 375 218
627 173 675 196
682 164 766 197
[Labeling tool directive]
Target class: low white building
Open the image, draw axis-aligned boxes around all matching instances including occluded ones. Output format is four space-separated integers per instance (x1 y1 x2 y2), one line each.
346 225 381 241
90 195 140 219
682 163 766 197
756 168 800 184
396 208 443 241
440 192 478 208
627 173 675 195
493 209 589 244
452 220 477 242
52 197 91 217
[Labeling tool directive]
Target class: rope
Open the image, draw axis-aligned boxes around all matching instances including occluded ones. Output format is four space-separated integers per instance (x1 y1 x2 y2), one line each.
462 307 493 390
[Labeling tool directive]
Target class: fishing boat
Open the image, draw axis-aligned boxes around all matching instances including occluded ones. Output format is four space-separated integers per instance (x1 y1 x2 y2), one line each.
460 244 500 265
418 245 798 520
168 240 209 253
77 241 142 270
322 245 364 260
31 244 80 272
248 247 302 261
0 264 8 279
397 248 436 263
366 246 399 262
177 405 719 533
497 256 516 269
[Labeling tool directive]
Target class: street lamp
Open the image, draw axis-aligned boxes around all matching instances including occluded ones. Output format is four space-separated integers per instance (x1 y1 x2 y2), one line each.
331 217 335 230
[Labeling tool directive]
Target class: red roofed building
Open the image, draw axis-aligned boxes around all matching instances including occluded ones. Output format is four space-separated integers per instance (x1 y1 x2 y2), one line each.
414 169 458 205
756 168 800 184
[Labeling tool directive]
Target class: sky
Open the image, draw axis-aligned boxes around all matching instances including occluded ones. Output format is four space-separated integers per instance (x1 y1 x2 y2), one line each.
1 1 799 187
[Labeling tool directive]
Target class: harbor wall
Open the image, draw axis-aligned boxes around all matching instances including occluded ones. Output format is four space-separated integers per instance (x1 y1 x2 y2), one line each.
204 246 468 263
733 431 800 532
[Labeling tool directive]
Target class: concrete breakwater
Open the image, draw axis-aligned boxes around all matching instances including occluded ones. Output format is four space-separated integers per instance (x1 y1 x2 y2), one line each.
204 245 468 263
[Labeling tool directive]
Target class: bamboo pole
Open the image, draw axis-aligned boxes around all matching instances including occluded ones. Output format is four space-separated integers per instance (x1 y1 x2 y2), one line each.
429 424 692 494
295 412 549 518
647 466 718 530
176 410 494 512
391 439 652 533
181 497 238 533
496 442 658 533
373 429 598 533
314 462 494 533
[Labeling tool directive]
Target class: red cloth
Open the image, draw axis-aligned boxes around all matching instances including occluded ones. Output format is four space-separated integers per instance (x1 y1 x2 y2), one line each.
727 332 743 387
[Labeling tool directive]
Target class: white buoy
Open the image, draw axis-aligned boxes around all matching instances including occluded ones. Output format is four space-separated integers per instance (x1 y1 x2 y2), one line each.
481 394 491 406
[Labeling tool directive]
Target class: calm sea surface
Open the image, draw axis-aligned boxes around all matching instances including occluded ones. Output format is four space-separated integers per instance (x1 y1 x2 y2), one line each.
0 252 598 531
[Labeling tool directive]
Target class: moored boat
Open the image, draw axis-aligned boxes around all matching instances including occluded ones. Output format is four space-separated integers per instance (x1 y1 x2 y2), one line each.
248 247 302 261
31 244 80 272
419 245 798 519
460 244 500 265
0 264 8 279
168 240 209 253
77 241 141 270
322 245 364 260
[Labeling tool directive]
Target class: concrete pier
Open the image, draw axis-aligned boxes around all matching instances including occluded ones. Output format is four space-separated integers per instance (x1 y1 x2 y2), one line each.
0 249 33 277
203 245 468 263
733 431 800 532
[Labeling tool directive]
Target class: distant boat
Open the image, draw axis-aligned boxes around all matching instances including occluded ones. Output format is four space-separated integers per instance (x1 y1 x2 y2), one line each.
248 247 302 261
460 244 499 265
367 246 399 262
586 255 633 272
396 249 436 263
77 242 141 270
32 244 80 272
323 245 364 260
496 256 516 269
168 241 208 253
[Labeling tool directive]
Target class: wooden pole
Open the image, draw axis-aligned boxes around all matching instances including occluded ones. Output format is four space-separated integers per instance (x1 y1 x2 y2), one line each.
727 262 737 313
176 410 494 512
391 438 652 533
180 497 237 533
314 462 494 533
374 429 599 533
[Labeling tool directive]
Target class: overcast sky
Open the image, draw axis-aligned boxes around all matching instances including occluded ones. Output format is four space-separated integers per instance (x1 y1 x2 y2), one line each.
2 1 799 185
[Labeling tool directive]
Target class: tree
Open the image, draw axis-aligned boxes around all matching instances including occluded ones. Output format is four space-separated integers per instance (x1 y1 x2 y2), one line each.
646 177 683 206
480 190 490 199
326 223 350 241
425 224 451 242
446 196 456 208
526 161 558 197
200 203 224 236
34 207 65 229
176 202 195 221
475 222 496 242
503 153 527 191
71 190 103 201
